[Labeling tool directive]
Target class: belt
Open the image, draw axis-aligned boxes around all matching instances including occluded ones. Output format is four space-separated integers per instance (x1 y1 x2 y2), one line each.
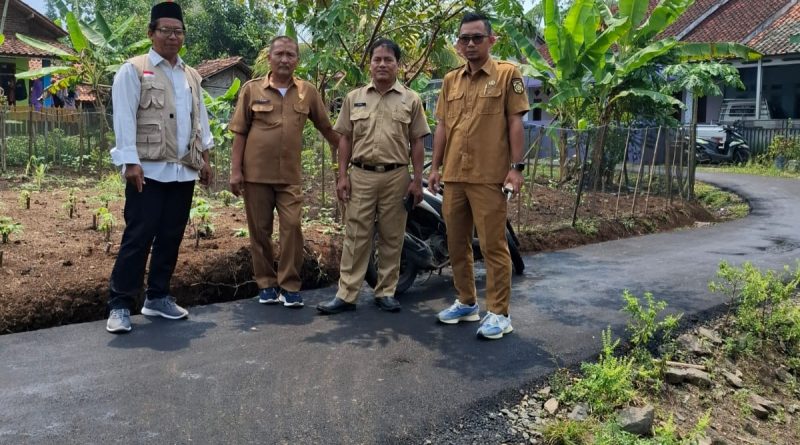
351 162 405 173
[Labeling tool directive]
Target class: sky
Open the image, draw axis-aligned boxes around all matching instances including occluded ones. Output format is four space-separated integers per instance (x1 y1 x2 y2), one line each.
25 0 48 15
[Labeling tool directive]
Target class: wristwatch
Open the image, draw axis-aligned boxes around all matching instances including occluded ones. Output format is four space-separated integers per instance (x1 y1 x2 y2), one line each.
511 162 525 172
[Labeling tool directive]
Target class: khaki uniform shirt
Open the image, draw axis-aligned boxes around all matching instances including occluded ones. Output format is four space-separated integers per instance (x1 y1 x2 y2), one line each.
229 74 332 184
435 59 530 183
334 80 430 165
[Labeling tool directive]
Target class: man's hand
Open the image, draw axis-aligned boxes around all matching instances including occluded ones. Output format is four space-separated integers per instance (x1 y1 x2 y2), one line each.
200 163 213 187
336 175 351 202
407 180 423 206
503 169 524 195
427 170 442 194
124 163 145 193
229 170 244 196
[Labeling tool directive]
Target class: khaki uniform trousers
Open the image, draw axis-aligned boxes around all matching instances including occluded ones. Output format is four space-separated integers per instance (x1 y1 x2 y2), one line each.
337 166 410 302
243 183 304 292
442 182 511 315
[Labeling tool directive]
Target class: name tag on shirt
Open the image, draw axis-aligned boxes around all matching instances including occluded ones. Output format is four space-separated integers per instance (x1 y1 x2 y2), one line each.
354 102 367 107
255 99 270 104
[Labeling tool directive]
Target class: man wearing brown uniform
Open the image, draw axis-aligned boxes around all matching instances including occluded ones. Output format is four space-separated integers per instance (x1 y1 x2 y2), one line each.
428 12 529 339
317 39 430 314
229 36 339 308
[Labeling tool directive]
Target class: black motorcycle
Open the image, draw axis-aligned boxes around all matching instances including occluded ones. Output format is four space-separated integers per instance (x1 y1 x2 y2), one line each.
364 181 525 295
695 126 750 165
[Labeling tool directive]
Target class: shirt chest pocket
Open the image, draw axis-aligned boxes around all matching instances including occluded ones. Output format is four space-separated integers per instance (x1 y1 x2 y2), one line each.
478 88 502 114
446 91 463 118
293 102 310 124
139 81 166 109
351 111 370 138
391 108 412 142
252 103 279 128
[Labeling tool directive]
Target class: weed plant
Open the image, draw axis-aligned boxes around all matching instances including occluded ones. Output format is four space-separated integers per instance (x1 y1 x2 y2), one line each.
0 217 23 243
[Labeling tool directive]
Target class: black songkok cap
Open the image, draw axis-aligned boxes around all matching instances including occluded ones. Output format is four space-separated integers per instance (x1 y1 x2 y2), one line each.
150 1 183 23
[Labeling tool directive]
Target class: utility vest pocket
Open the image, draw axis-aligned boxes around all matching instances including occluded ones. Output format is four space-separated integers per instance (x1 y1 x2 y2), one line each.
139 80 166 109
136 118 165 160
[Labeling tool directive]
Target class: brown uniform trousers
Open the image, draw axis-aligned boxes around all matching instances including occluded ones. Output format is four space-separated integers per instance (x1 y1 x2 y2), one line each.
336 167 410 301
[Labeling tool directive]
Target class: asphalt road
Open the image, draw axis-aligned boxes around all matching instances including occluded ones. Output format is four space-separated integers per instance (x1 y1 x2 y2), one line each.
1 172 798 445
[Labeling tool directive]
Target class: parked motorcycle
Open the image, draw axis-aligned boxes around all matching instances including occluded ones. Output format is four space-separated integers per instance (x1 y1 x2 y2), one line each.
695 126 750 165
364 178 525 295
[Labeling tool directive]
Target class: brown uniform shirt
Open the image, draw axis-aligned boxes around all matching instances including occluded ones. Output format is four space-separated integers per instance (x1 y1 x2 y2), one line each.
229 74 332 184
334 80 430 165
435 59 530 183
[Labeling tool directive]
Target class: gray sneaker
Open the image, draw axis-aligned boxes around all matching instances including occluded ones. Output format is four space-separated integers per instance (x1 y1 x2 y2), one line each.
106 308 132 333
141 296 189 320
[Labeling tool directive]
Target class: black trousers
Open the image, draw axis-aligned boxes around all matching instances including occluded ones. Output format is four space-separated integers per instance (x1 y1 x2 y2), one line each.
108 179 195 310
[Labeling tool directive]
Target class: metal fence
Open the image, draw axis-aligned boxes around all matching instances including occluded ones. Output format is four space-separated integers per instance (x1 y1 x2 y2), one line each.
734 122 800 156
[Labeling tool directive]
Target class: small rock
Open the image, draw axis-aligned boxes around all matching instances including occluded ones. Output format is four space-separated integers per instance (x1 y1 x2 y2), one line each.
697 327 723 345
62 259 73 266
665 367 712 388
744 422 758 434
617 405 655 436
501 408 512 417
775 367 794 384
544 398 559 415
749 393 779 417
537 386 551 397
788 404 799 414
568 403 589 421
722 370 744 388
677 333 712 356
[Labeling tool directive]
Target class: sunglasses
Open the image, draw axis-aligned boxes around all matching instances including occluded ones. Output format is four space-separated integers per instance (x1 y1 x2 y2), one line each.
457 34 488 45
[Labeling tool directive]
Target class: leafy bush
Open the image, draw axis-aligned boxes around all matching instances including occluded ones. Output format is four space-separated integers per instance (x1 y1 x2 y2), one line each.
710 261 800 359
565 328 636 416
759 135 800 165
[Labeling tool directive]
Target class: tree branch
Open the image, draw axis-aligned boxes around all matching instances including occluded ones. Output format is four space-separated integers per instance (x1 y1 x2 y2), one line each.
359 0 393 69
406 5 466 85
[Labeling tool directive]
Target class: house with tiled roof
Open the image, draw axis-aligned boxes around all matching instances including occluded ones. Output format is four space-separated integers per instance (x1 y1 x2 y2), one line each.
195 56 251 98
0 0 68 107
661 0 800 125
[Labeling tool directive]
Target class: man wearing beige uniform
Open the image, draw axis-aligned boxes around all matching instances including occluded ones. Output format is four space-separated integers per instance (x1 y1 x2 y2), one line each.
317 39 430 314
229 36 339 308
428 12 530 339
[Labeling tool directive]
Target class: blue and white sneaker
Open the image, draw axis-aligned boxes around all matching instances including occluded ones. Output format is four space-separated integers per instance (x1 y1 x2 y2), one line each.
437 299 480 324
279 290 304 308
258 287 281 304
477 312 513 340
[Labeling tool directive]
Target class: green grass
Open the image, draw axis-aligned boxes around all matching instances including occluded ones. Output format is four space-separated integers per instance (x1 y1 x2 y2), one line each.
694 181 750 219
698 163 800 179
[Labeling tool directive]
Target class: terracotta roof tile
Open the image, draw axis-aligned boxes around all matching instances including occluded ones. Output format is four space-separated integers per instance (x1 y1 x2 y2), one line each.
662 0 722 38
0 36 71 58
195 56 250 79
682 0 789 43
747 2 800 55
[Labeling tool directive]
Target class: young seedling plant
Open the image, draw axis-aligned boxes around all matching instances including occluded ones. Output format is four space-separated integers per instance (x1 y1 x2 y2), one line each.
95 207 115 241
18 190 31 210
0 216 23 244
62 188 79 219
190 197 215 248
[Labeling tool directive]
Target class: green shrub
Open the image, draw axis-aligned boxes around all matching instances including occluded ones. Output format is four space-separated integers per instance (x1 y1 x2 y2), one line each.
759 135 800 165
0 216 23 243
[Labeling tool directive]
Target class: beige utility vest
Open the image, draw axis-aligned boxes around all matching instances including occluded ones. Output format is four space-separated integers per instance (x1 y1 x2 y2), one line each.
128 54 205 170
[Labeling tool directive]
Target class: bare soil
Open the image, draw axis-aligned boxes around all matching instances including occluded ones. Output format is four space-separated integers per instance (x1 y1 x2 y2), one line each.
0 174 715 334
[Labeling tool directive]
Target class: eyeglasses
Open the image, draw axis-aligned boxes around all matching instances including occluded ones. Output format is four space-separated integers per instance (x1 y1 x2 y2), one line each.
155 28 185 38
457 34 488 45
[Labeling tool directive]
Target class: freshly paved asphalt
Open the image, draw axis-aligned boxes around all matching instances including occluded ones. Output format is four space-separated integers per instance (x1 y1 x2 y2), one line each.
1 173 798 445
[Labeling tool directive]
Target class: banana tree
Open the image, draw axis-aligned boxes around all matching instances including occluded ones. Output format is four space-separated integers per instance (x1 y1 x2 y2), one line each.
504 0 760 187
14 0 149 171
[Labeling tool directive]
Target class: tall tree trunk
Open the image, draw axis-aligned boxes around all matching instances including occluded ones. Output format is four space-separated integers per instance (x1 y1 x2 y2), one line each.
589 108 612 191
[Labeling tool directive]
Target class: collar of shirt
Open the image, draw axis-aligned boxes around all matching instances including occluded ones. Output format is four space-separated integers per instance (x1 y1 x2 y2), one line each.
148 48 185 70
262 73 300 91
365 79 404 95
460 58 497 78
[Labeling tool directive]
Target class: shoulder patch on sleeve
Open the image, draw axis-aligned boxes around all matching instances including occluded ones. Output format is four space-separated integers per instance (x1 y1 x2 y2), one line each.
512 78 524 94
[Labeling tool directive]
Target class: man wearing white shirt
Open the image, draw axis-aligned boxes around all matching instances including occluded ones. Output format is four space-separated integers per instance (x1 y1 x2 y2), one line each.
106 1 213 333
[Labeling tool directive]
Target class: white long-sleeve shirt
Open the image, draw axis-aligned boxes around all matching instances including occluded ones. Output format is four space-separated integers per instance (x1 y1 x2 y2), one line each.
110 49 214 182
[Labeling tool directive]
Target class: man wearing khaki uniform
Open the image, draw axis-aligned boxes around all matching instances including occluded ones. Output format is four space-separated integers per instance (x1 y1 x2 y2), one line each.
317 39 430 314
229 36 339 308
428 13 529 339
